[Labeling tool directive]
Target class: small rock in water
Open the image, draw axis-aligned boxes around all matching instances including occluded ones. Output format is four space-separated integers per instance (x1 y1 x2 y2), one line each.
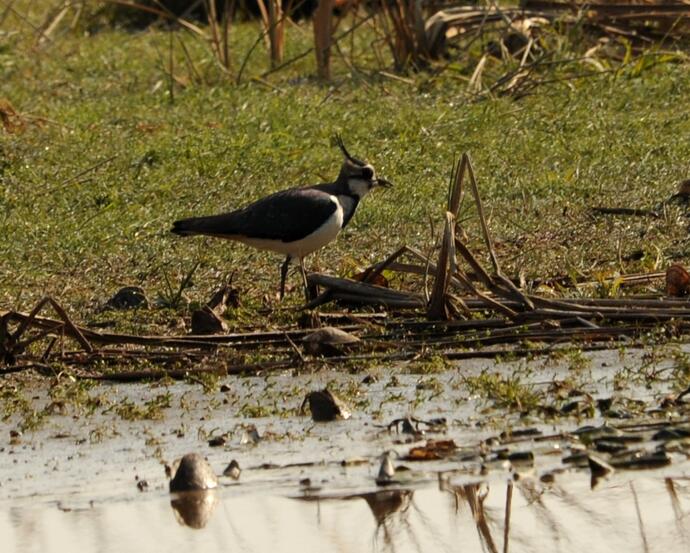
169 453 218 492
239 425 262 445
223 459 241 480
207 433 228 447
300 389 351 422
136 479 149 492
302 327 360 356
376 451 398 486
105 286 149 310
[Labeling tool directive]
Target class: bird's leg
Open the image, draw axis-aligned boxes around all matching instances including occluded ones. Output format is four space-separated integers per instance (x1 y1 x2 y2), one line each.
279 255 291 300
298 258 311 302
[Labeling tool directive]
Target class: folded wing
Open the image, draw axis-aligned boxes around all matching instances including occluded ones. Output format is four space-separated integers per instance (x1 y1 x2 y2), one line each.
171 187 338 243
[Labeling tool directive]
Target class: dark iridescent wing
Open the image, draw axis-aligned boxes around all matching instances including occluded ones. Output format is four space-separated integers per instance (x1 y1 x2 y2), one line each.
172 187 337 243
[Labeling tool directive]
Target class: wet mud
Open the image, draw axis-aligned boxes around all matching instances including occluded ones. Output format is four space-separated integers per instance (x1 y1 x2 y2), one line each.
2 347 690 551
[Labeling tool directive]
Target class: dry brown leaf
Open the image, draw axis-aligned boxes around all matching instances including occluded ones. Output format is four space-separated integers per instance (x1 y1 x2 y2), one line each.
0 99 24 133
404 439 458 461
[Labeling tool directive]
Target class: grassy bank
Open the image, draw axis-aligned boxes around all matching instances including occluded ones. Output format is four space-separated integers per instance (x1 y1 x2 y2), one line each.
1 8 690 327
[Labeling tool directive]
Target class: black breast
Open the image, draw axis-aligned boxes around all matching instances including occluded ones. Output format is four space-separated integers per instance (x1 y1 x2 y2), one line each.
338 194 360 228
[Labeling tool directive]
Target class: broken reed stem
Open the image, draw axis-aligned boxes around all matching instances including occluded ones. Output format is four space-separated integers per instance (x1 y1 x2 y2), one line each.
448 155 466 217
10 296 93 353
177 34 204 83
428 212 456 320
205 0 222 63
449 152 534 310
454 268 519 318
362 245 410 284
2 295 667 379
64 342 640 382
464 153 502 276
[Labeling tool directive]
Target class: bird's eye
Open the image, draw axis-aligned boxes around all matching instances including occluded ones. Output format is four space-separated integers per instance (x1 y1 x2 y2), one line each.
361 167 373 180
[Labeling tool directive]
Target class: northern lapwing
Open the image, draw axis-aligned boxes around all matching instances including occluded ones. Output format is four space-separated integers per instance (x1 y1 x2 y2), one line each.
171 136 392 299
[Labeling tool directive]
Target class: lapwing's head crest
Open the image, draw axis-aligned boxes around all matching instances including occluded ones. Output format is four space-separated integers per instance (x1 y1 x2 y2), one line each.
334 134 392 198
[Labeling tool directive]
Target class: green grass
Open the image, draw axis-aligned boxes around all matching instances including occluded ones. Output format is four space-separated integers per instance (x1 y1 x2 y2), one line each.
1 4 690 332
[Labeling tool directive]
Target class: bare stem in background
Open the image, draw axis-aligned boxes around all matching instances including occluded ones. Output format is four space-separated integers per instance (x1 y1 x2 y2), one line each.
268 0 285 66
314 0 335 80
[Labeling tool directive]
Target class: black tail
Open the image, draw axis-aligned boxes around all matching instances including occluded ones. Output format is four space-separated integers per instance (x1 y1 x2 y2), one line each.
171 213 240 237
171 217 200 236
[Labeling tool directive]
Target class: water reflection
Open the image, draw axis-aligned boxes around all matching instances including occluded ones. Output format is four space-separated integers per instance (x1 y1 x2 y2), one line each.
3 475 690 552
439 480 507 553
170 490 219 529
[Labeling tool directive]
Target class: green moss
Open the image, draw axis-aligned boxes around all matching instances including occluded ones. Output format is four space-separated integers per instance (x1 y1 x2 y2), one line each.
109 392 173 420
464 371 542 411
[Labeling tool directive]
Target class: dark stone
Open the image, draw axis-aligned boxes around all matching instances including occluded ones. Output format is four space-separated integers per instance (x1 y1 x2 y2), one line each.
169 453 218 492
300 389 351 422
302 327 360 357
208 434 228 447
106 286 149 309
222 459 241 480
191 306 227 334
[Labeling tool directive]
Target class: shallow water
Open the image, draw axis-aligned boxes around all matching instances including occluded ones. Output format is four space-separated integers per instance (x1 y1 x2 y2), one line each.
4 474 690 553
2 348 690 551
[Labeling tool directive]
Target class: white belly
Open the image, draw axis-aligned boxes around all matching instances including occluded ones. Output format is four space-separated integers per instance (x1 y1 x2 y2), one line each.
235 196 344 259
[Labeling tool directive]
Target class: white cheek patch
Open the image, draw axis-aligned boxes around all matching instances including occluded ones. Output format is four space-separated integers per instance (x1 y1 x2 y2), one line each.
348 178 372 198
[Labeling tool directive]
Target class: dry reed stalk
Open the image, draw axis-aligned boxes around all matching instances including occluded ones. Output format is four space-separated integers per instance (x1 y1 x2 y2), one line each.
448 155 466 217
204 0 232 71
306 272 426 307
253 0 272 51
177 35 204 84
36 0 69 45
7 297 93 353
468 54 488 92
377 0 430 70
427 212 456 320
455 154 536 310
313 0 335 79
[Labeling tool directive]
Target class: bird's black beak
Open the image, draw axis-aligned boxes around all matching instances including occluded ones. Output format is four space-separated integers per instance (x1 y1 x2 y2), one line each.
375 177 393 189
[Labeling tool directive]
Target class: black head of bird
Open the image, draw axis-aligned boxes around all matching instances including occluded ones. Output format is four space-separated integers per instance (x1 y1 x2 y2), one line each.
334 134 392 198
171 135 392 301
